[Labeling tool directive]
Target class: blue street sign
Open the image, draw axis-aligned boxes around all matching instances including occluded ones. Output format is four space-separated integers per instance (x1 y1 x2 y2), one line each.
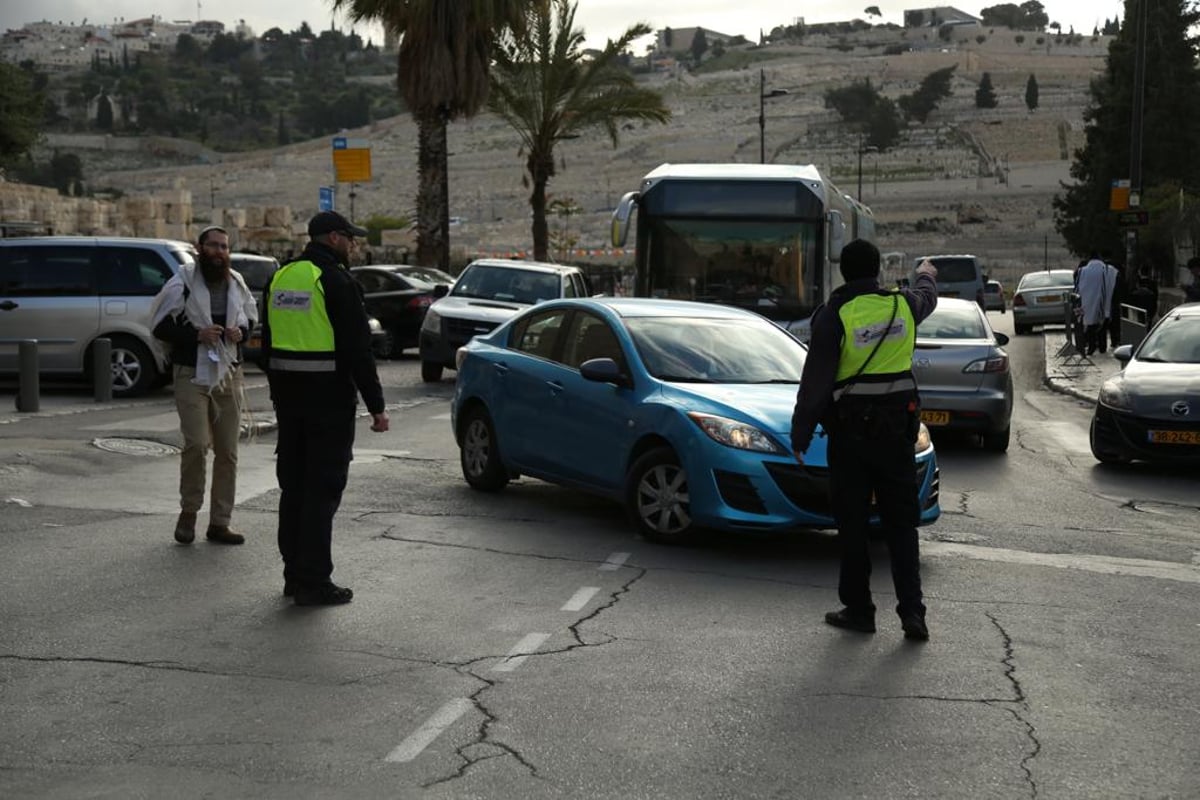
319 186 334 211
332 137 347 150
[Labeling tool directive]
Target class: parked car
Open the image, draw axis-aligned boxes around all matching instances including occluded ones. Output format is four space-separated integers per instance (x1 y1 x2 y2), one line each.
450 297 941 543
0 236 195 396
912 254 986 309
231 253 279 369
912 297 1013 452
351 265 452 358
419 258 592 383
1011 268 1076 335
1089 302 1200 464
983 279 1006 313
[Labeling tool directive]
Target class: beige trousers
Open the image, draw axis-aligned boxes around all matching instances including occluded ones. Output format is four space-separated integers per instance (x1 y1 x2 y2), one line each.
174 365 243 526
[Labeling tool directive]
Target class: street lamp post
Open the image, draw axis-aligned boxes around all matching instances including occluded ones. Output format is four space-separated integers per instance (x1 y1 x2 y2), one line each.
758 69 788 164
856 132 878 202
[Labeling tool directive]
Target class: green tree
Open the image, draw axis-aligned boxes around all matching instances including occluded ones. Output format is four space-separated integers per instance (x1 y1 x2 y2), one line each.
824 79 879 125
1053 0 1200 262
362 213 411 247
95 94 114 130
1024 73 1039 110
333 0 532 270
690 29 708 62
489 0 670 260
975 71 998 108
0 62 43 165
864 6 882 17
898 65 955 123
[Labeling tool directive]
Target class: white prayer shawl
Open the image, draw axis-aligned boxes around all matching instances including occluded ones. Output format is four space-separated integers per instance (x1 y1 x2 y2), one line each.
150 264 256 392
1075 258 1111 327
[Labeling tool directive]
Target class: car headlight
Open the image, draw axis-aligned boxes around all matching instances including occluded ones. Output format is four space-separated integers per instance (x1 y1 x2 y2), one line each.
421 308 441 332
1098 377 1132 411
915 422 932 453
687 412 785 453
368 317 383 333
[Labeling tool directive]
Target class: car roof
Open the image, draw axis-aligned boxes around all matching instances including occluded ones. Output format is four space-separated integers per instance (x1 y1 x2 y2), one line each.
464 258 580 275
915 254 978 260
230 252 277 262
0 235 193 249
544 296 767 321
930 297 985 312
1166 302 1200 317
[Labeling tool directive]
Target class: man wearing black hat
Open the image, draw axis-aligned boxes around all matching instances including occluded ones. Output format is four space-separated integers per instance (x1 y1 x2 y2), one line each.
791 240 938 641
263 210 389 606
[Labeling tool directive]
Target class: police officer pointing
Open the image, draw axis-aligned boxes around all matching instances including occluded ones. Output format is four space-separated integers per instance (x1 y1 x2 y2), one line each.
264 211 389 606
791 240 938 641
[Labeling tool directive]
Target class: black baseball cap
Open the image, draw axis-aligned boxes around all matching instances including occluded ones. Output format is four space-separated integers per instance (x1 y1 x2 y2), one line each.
308 210 368 238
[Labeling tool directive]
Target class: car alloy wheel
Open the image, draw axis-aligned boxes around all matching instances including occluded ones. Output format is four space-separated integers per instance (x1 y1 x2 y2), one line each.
460 406 508 492
105 336 156 397
626 447 693 544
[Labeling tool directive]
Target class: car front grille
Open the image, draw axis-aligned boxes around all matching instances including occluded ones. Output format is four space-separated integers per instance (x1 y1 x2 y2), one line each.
764 461 934 515
445 317 499 345
1110 412 1200 458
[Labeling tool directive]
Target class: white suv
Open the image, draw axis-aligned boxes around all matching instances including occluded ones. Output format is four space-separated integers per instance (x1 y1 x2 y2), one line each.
0 236 196 396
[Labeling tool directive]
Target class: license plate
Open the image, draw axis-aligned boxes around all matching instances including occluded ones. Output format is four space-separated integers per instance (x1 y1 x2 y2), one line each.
1036 294 1062 304
920 410 950 426
248 333 262 347
1147 430 1200 445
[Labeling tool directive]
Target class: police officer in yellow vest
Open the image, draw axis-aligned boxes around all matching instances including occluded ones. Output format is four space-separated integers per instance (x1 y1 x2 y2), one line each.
263 210 389 606
791 240 938 641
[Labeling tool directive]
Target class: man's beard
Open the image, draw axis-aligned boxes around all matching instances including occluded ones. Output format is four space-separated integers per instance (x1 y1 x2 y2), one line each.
199 253 230 284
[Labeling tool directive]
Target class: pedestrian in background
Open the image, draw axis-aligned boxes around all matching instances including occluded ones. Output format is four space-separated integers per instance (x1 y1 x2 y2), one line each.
791 240 939 641
1185 257 1200 303
1075 253 1112 354
151 225 256 545
1105 253 1124 350
263 211 389 606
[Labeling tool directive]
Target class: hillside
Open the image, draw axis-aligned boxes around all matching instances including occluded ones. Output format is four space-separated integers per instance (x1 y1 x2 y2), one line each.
63 30 1111 280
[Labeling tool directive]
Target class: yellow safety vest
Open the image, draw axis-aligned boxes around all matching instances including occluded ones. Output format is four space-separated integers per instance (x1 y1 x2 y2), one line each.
267 260 336 372
834 292 917 400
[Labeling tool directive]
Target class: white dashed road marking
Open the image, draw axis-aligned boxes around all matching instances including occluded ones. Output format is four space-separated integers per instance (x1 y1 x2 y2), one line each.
561 587 600 611
924 539 1200 584
598 552 631 570
385 698 473 763
492 632 551 673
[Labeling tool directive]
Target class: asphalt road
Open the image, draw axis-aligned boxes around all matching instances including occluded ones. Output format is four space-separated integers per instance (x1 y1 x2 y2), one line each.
1 333 1198 799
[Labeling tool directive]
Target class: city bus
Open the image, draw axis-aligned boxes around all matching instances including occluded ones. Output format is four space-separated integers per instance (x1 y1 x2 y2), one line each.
610 163 875 339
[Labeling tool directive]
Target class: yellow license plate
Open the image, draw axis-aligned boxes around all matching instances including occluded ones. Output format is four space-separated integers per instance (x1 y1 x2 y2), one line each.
1148 430 1200 445
921 410 950 426
1036 294 1063 303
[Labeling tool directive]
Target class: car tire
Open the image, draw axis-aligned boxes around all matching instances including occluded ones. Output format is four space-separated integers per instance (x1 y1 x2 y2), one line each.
421 361 444 383
981 425 1010 453
626 447 694 544
104 336 158 397
459 406 508 492
386 328 407 359
1089 418 1131 465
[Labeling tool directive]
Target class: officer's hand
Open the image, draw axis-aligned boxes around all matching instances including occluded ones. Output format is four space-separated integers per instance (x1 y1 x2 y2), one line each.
370 412 390 432
916 259 938 280
792 450 804 466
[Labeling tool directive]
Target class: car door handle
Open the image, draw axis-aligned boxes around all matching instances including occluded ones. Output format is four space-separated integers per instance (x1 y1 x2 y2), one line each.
546 380 564 395
492 363 509 376
0 300 17 310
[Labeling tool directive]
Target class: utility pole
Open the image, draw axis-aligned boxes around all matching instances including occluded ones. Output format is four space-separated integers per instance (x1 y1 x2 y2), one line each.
758 69 787 164
1126 0 1147 277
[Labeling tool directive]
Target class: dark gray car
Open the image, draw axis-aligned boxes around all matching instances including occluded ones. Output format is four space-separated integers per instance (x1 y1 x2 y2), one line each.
912 297 1014 452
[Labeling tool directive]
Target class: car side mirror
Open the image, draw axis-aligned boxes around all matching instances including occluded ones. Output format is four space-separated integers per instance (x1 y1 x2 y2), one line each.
580 357 631 388
1112 344 1133 363
433 284 449 298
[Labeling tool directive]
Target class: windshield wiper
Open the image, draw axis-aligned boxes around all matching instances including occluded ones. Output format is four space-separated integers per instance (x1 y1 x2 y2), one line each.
745 379 800 384
657 374 716 383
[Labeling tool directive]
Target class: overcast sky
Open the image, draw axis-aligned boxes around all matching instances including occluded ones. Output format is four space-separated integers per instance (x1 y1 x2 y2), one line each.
1 0 1127 51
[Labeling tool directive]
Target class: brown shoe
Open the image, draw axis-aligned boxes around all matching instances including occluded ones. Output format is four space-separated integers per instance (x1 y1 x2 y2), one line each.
205 525 245 545
174 511 197 544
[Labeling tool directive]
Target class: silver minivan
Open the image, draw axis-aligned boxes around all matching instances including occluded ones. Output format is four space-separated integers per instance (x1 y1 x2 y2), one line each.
913 254 986 310
0 236 196 396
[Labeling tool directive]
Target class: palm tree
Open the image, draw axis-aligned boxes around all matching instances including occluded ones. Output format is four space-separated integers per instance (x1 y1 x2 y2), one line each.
489 0 670 261
331 0 530 269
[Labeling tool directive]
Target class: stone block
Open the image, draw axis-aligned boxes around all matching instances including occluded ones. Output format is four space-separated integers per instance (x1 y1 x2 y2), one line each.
263 206 290 227
163 222 192 241
163 202 193 224
122 196 158 218
135 218 166 238
243 205 265 228
222 208 247 228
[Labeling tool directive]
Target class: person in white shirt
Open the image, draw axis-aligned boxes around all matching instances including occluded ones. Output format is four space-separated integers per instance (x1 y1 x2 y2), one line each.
1075 253 1113 354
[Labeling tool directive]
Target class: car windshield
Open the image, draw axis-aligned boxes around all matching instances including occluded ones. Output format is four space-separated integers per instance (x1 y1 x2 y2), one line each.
1019 271 1074 290
917 305 989 339
626 316 805 383
399 267 455 285
235 259 279 291
451 264 560 304
1136 314 1200 363
921 257 977 282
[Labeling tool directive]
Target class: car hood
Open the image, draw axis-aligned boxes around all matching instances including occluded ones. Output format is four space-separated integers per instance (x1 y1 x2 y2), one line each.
661 382 799 436
1118 360 1200 418
432 295 527 322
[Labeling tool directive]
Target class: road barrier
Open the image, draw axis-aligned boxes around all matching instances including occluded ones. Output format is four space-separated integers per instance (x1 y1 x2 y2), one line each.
17 339 39 412
1119 303 1149 350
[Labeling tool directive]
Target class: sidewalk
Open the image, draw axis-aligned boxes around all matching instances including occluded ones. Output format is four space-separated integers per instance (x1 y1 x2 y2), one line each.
1041 328 1121 403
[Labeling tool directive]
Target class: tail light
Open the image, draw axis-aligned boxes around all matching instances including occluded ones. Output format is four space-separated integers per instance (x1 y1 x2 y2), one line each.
964 355 1009 373
408 296 433 310
1012 294 1026 307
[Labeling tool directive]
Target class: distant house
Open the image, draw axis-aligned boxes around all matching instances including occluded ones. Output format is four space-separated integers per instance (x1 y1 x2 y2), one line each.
903 7 981 28
655 26 738 55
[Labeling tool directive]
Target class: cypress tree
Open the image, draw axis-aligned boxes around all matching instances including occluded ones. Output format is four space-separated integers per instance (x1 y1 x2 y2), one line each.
1025 74 1039 111
975 72 998 108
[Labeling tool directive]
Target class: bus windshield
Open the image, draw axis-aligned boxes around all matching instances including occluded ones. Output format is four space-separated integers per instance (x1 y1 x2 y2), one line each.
641 218 820 316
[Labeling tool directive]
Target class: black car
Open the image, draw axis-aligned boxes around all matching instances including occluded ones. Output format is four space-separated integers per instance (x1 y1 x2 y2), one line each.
231 253 280 370
351 265 453 358
1089 303 1200 464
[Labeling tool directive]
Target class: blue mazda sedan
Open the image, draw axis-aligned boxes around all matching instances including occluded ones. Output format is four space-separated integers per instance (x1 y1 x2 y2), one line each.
451 297 941 543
